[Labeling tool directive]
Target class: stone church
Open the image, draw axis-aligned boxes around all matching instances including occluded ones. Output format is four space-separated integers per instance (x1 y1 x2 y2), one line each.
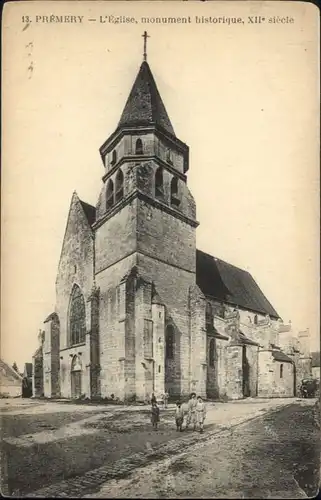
32 49 312 402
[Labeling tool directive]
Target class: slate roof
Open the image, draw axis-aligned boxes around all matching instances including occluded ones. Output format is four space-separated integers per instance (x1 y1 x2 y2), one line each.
311 352 320 368
118 61 175 137
272 350 294 364
80 200 96 226
196 249 280 320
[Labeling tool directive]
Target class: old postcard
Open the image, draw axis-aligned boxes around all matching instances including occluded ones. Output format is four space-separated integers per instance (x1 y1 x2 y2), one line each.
1 0 320 498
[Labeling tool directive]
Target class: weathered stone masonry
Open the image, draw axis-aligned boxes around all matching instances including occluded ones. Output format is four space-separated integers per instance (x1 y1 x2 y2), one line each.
33 56 310 402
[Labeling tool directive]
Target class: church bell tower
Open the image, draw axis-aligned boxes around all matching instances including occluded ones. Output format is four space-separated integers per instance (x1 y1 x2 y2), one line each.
93 33 198 400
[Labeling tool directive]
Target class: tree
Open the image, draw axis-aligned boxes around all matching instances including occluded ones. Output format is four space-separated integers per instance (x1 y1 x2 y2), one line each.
12 362 19 373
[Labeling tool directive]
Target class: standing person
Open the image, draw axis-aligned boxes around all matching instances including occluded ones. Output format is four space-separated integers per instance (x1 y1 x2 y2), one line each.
151 400 160 431
196 395 206 433
151 393 157 405
163 390 169 409
186 392 197 431
175 401 184 432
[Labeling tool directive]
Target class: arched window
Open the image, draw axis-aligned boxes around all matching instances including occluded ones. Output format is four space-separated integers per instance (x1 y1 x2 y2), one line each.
206 302 213 329
115 169 124 203
106 179 114 209
155 167 164 199
209 338 215 367
170 177 180 207
166 149 173 164
71 355 82 372
111 150 117 166
280 364 283 378
135 138 143 155
165 325 174 360
69 285 86 346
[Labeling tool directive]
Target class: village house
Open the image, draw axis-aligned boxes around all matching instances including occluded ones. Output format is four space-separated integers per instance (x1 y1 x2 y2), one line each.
0 359 23 398
32 43 312 402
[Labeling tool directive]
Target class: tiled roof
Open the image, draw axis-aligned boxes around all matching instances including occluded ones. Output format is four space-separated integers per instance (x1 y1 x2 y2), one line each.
311 351 320 368
118 61 175 136
272 350 294 364
196 250 280 320
80 200 96 226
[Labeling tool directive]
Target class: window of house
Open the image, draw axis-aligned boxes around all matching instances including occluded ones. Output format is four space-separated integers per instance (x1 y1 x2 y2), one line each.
155 167 164 200
106 179 114 209
280 364 283 378
135 138 143 155
115 169 124 203
170 177 180 207
209 338 215 367
165 325 174 360
111 150 117 166
69 285 86 346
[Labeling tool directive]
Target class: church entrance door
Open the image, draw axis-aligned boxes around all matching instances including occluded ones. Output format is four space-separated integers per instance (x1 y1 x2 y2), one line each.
71 356 82 399
242 346 250 398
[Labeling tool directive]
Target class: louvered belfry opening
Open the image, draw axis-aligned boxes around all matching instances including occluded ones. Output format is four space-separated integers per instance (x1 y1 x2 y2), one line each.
155 167 164 200
106 179 114 209
115 169 124 203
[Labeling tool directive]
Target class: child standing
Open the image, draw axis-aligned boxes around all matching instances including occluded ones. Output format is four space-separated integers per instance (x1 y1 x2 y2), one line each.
163 391 169 409
175 401 184 432
151 401 160 430
196 395 206 433
186 392 197 431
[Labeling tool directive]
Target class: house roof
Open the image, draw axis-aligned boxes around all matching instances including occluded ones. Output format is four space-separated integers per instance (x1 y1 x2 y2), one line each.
272 350 294 364
196 250 280 320
311 351 320 368
118 61 175 137
0 359 23 381
24 363 33 378
80 200 96 226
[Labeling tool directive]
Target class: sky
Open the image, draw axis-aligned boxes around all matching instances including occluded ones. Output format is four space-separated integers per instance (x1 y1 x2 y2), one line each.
2 1 320 372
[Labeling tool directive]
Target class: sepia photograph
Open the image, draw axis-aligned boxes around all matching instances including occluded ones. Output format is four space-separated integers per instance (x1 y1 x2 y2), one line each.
1 1 320 498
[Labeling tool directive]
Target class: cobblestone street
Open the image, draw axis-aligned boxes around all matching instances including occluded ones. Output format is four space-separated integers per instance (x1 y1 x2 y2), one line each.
0 398 319 497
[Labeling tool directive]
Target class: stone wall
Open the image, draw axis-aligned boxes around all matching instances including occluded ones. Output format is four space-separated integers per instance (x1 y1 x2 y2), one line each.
32 351 43 398
95 254 136 399
224 345 243 399
258 350 294 398
138 254 197 397
55 193 95 398
188 285 207 398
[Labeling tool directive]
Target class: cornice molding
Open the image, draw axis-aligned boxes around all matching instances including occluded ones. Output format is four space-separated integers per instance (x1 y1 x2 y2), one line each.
93 189 199 230
101 155 187 183
99 124 189 158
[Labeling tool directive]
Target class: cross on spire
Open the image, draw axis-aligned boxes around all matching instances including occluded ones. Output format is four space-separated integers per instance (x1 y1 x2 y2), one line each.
142 31 150 62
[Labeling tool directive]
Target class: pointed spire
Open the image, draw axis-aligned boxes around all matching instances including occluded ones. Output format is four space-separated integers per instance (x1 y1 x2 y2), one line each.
118 61 175 137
